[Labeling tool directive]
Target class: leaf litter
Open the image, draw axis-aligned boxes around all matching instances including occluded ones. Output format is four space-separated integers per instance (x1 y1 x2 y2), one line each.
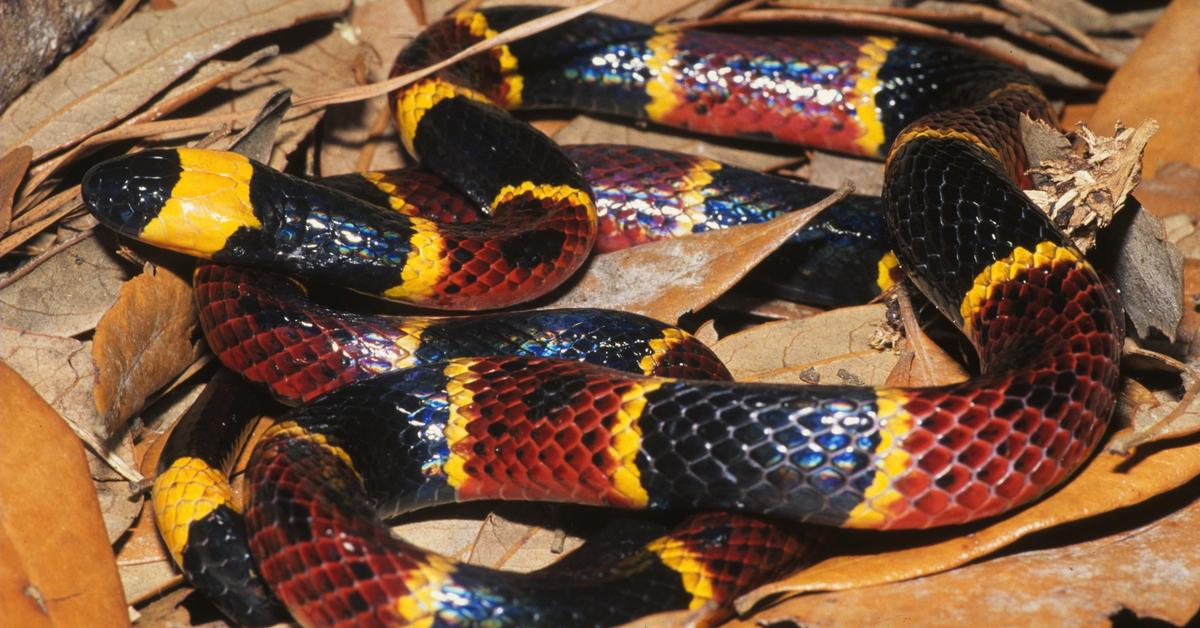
0 0 1197 625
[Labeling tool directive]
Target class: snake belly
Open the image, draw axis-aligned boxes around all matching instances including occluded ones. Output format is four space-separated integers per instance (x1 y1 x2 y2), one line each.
77 6 1126 628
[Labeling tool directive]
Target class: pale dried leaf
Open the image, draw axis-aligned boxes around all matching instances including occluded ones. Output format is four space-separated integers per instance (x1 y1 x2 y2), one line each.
0 0 350 158
391 506 584 572
1108 366 1200 454
0 237 129 337
319 0 422 174
1023 117 1156 251
540 187 847 322
713 304 898 385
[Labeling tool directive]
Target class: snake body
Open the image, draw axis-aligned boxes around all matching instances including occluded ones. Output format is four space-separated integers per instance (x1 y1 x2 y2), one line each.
80 6 1123 627
322 144 890 306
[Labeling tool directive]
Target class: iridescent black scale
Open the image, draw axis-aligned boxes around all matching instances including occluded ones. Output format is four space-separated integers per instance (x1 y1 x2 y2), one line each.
873 42 1041 156
79 148 181 234
483 7 659 116
250 364 813 627
412 310 730 379
634 383 881 524
884 137 1061 324
407 97 589 212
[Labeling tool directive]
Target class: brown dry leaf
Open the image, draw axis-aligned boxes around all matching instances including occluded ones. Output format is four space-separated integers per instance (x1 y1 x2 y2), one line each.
553 115 804 173
736 492 1200 627
885 318 970 388
213 18 365 168
0 145 32 235
713 304 898 385
0 362 127 627
0 326 142 502
318 0 423 174
0 0 350 158
1088 0 1200 177
736 436 1200 610
1177 259 1200 357
1136 162 1200 221
797 150 885 196
540 187 847 322
0 237 129 337
92 263 200 430
425 0 714 24
1096 201 1184 343
1107 368 1200 454
129 587 192 627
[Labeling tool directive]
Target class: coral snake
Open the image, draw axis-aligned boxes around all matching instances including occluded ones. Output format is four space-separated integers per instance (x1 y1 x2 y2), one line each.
80 6 1123 627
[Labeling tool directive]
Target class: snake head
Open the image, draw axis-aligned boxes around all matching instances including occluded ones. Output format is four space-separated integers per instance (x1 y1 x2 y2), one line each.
82 148 263 257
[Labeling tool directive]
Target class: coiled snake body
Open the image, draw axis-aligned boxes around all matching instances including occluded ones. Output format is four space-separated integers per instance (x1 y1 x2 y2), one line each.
81 6 1122 627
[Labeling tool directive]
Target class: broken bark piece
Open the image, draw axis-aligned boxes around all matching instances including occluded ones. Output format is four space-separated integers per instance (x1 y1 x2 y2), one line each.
0 0 107 114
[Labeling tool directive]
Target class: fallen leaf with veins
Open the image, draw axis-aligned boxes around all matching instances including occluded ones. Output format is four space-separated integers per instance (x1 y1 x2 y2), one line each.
0 362 127 626
713 304 898 385
92 263 200 430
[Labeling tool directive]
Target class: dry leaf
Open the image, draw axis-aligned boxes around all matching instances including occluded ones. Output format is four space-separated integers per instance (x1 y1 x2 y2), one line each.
318 0 423 174
0 362 127 627
0 145 32 236
393 505 584 572
1136 162 1200 221
1107 367 1200 454
540 187 847 322
0 0 350 158
215 19 364 168
0 237 129 337
0 326 142 492
1023 117 1156 251
128 587 193 627
1176 259 1200 358
736 436 1200 610
712 304 899 385
1088 0 1200 177
1095 201 1184 343
92 263 200 429
736 491 1200 627
885 321 970 388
